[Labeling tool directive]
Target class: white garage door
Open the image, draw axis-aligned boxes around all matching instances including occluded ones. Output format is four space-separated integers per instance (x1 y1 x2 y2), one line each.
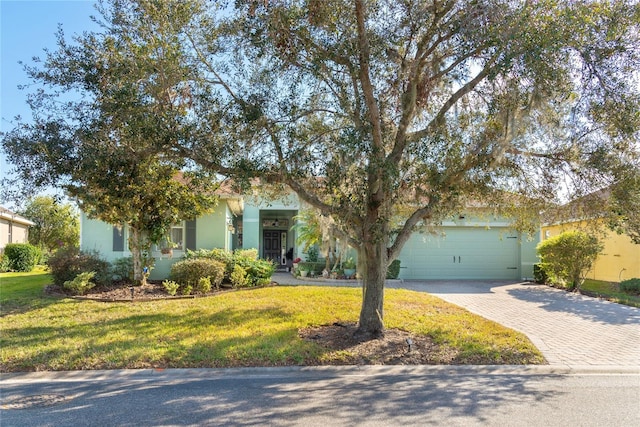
398 227 521 280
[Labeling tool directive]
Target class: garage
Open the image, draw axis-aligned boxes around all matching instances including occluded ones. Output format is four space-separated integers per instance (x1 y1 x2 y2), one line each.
398 227 522 280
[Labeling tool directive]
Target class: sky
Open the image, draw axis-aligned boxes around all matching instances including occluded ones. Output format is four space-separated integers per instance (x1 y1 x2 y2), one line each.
0 0 99 207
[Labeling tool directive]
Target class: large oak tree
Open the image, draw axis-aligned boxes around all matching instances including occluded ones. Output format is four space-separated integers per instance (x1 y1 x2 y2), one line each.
184 0 639 337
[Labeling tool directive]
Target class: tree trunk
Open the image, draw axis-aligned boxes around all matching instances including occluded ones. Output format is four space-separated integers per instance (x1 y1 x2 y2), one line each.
128 226 147 286
356 239 388 339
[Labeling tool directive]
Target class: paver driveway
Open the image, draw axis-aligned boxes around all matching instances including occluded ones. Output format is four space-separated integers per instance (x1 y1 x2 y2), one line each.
391 280 640 369
274 273 640 369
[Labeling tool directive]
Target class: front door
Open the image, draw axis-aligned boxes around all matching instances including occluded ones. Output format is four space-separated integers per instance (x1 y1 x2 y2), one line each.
263 230 284 265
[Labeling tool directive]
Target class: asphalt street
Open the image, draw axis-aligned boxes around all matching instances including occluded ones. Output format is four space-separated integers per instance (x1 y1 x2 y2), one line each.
2 366 639 426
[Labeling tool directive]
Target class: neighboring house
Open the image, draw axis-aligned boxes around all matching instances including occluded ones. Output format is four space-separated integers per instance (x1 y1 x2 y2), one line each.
80 190 539 281
541 220 640 283
0 206 35 254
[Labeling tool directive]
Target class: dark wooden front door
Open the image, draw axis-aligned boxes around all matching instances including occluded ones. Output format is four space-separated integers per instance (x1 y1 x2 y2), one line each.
263 231 283 265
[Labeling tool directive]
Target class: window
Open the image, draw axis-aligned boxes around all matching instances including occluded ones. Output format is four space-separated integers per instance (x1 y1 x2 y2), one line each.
8 222 13 243
113 226 125 252
170 225 184 250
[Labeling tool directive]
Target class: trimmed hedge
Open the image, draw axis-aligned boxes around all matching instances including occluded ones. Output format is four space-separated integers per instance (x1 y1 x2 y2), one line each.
3 243 41 272
169 258 226 294
620 278 640 294
184 248 275 287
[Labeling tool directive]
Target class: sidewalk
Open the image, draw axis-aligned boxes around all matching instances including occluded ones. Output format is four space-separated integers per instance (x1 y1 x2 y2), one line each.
273 273 640 369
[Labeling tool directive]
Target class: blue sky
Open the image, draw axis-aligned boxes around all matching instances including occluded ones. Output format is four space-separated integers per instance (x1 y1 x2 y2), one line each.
1 0 98 204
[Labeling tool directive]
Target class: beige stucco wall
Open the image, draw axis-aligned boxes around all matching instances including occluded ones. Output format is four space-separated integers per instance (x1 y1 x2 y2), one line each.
0 219 30 253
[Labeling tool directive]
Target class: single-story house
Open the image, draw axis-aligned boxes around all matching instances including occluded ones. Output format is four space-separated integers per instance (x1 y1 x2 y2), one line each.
0 206 35 254
80 191 539 281
541 220 640 283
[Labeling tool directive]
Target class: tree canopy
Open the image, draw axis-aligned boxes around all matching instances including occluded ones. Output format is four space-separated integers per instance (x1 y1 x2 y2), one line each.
21 196 80 253
1 0 218 284
184 0 639 336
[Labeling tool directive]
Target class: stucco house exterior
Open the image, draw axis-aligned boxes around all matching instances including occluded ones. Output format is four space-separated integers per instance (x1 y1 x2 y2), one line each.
0 207 35 254
80 191 539 281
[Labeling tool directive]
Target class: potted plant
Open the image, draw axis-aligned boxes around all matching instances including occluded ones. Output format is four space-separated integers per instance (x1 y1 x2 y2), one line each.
292 257 301 274
342 257 356 278
160 240 177 258
299 267 309 278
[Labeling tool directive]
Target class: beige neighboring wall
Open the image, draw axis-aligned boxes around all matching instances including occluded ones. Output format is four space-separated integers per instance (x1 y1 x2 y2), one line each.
0 208 35 254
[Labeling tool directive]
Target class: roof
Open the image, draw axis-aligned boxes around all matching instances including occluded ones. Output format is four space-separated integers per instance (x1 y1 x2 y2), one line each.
0 207 36 226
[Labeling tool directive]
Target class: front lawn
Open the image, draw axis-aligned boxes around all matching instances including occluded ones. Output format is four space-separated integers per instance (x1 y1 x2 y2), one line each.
581 279 640 308
0 270 545 372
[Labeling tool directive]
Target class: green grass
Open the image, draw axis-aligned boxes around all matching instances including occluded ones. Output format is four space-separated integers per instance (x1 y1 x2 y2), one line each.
581 279 640 308
1 270 545 372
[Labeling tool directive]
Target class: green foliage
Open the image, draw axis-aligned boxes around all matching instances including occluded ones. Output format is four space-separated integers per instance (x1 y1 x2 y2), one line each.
196 277 212 294
533 264 548 284
297 262 325 275
232 255 275 286
230 265 250 288
48 248 111 287
21 196 79 253
169 258 225 294
0 255 10 273
386 259 401 279
234 248 258 261
620 278 640 294
537 231 603 291
306 246 319 263
111 257 134 283
3 243 41 272
162 280 180 296
342 257 356 270
63 271 96 295
185 248 233 266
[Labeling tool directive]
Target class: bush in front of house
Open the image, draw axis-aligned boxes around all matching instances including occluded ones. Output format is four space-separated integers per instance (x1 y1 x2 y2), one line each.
533 263 548 284
232 255 275 286
386 259 401 279
0 254 10 273
169 258 225 294
536 231 603 292
110 257 134 283
48 247 111 287
3 243 41 272
63 271 96 295
620 278 640 294
297 261 325 276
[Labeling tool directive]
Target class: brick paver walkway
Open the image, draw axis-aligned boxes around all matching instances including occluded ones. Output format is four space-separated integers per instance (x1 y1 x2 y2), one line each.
274 273 640 369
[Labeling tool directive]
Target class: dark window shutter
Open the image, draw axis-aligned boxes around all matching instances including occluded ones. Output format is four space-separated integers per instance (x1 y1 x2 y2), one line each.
112 226 124 252
185 220 196 251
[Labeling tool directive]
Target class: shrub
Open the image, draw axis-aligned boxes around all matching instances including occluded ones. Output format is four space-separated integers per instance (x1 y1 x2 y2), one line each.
620 278 640 294
234 248 258 260
196 277 212 294
533 263 548 284
185 248 233 266
63 271 96 295
306 246 319 262
0 254 10 273
162 280 180 296
111 257 134 283
181 284 193 295
169 258 226 293
3 243 40 272
387 259 401 279
48 248 111 287
230 265 250 288
536 231 603 291
232 253 275 286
